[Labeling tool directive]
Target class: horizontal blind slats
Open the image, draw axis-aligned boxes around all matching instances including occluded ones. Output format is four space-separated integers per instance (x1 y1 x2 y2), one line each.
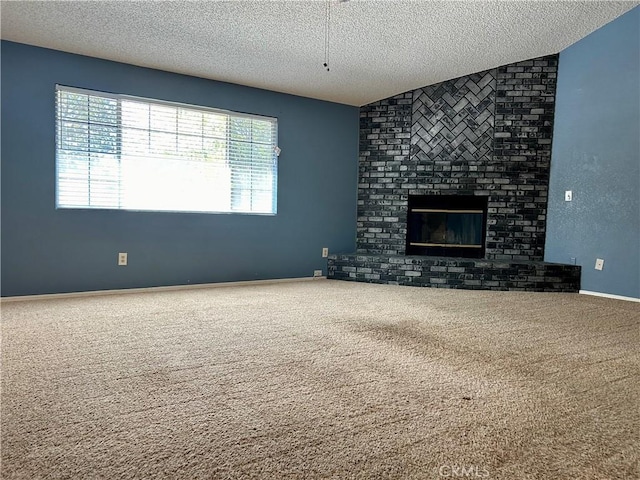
56 85 277 214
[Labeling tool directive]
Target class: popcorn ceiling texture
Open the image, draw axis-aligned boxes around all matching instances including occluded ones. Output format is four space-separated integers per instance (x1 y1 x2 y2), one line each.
0 1 636 105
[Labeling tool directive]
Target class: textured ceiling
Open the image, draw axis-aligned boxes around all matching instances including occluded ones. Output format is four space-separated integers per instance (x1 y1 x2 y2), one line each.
1 1 637 106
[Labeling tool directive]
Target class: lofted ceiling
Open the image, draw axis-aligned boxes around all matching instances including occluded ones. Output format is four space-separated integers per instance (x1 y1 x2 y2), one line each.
1 1 637 106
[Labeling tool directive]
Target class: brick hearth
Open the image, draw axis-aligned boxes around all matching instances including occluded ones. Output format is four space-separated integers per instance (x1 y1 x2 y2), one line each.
328 254 580 292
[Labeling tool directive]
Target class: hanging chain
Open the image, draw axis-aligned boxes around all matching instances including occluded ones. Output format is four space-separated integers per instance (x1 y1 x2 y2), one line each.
323 0 330 71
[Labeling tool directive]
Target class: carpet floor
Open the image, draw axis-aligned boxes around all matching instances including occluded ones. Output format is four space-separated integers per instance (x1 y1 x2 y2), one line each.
1 280 638 479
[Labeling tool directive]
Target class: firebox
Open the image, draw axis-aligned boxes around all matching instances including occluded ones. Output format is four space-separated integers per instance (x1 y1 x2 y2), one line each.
406 195 488 258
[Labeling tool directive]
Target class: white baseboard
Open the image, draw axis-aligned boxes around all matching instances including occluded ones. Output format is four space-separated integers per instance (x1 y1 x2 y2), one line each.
0 276 327 302
579 290 640 303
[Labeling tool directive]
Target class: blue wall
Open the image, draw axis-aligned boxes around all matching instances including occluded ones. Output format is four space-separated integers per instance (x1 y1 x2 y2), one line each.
1 41 359 296
546 7 639 299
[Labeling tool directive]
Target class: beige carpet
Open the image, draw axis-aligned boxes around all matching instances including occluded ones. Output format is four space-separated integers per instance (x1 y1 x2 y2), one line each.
1 280 638 479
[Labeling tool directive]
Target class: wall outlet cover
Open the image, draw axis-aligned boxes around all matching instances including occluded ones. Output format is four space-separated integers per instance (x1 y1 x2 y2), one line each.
595 258 604 270
118 252 128 266
322 247 329 258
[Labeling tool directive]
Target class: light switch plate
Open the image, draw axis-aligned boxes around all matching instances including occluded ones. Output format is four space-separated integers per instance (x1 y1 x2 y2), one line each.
565 190 572 201
595 258 604 271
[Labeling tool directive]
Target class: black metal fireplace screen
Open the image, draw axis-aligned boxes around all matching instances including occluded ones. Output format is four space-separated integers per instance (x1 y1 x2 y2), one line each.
406 195 488 258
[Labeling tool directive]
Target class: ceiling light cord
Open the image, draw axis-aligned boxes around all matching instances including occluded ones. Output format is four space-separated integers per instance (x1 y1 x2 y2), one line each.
323 0 330 71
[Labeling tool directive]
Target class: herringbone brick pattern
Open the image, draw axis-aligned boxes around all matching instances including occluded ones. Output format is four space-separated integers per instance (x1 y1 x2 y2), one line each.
411 70 495 163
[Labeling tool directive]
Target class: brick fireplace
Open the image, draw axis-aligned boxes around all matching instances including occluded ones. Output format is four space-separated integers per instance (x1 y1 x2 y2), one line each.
328 55 581 292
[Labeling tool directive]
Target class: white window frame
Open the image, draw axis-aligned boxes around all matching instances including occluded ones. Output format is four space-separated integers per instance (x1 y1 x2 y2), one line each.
55 85 278 215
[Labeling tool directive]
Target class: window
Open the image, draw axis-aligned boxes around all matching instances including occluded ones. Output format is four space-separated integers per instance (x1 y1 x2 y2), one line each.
55 85 278 214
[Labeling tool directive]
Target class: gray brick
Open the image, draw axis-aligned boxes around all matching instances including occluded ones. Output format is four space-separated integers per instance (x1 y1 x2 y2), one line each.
357 54 558 263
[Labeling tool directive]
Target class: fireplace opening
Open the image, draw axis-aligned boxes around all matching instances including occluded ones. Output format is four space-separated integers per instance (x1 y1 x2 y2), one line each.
406 195 488 258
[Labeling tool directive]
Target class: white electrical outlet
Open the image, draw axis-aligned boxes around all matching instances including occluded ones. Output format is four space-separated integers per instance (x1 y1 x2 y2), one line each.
313 270 323 277
118 252 128 266
595 258 604 271
322 247 329 258
565 190 572 202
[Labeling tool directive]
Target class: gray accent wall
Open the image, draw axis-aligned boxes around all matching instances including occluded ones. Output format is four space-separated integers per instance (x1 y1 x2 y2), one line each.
357 55 559 261
1 41 359 296
546 7 639 299
339 55 583 293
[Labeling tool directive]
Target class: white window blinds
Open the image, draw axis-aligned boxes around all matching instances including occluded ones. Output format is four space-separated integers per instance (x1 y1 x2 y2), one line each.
55 85 278 214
